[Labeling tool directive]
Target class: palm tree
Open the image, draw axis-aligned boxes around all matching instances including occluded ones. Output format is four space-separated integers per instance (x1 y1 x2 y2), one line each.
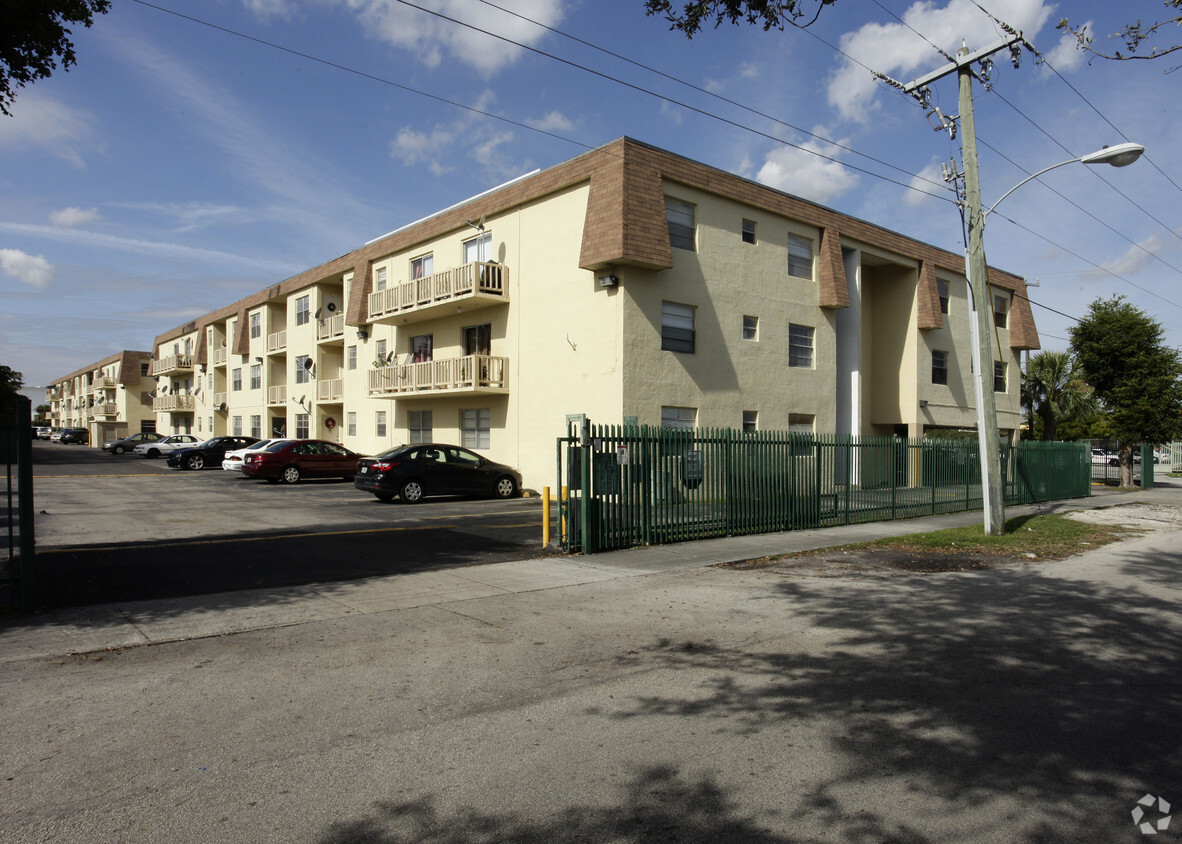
1021 351 1097 441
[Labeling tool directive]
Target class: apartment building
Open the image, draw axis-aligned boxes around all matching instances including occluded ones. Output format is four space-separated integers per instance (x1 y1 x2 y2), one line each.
144 137 1037 490
46 351 157 443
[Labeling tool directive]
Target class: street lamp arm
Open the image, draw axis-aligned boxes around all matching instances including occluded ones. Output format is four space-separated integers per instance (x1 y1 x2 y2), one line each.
983 158 1080 222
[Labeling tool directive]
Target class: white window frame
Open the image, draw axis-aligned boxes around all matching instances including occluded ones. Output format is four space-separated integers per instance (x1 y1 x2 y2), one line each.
461 408 490 449
408 409 433 444
937 279 950 315
787 234 814 280
411 254 434 279
232 415 243 436
295 413 310 439
665 197 695 251
295 295 310 326
249 312 261 339
789 324 814 368
250 415 261 439
347 345 357 371
375 266 388 292
742 219 756 245
250 364 261 391
742 315 759 341
375 410 387 438
463 232 491 264
295 355 311 384
932 350 949 385
346 412 357 437
661 406 697 429
231 368 242 391
661 301 696 354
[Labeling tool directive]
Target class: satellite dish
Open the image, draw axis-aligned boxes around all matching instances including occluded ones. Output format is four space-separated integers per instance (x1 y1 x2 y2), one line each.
218 403 228 413
385 351 395 363
326 302 337 312
160 385 169 394
314 308 322 320
193 386 201 395
302 358 314 371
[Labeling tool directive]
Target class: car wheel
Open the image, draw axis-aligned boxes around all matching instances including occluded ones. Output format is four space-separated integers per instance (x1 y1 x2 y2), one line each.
147 448 161 459
494 475 518 499
112 445 125 455
281 465 301 485
400 479 425 503
186 454 205 470
375 492 395 503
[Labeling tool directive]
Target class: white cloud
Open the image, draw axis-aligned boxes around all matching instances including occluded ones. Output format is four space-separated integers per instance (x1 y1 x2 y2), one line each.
755 135 860 204
526 110 574 133
49 207 101 228
905 161 951 206
1087 228 1182 279
0 249 54 289
389 91 531 180
828 0 1055 123
660 100 684 125
0 94 94 167
337 0 566 74
1044 25 1090 72
244 0 295 19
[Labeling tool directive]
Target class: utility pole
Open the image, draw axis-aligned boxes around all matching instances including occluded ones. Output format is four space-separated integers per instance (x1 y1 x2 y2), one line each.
896 30 1032 536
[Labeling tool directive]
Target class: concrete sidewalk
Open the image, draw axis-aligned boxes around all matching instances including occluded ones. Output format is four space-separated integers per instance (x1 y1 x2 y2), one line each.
1 484 1172 662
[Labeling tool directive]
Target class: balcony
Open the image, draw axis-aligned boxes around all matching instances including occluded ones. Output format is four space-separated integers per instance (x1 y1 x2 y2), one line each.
153 394 195 412
213 347 228 366
317 378 343 403
267 330 287 354
367 354 508 398
316 314 346 342
151 354 193 377
368 261 508 325
266 385 287 406
214 391 228 410
94 402 118 416
93 376 116 392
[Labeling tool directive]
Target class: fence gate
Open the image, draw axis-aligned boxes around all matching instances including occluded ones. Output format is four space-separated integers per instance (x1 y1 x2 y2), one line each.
1 394 36 608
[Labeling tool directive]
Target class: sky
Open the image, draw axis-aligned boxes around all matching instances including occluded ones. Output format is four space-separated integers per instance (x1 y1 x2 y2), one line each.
1 0 1179 395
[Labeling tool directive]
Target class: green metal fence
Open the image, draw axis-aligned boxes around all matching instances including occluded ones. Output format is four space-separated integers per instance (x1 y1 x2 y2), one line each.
1 394 36 608
557 420 1091 553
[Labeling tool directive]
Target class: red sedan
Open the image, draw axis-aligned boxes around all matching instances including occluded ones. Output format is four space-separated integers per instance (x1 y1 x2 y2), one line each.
241 439 362 484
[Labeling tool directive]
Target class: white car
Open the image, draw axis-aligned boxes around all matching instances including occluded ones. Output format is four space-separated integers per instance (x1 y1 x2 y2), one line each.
134 434 200 458
222 438 288 472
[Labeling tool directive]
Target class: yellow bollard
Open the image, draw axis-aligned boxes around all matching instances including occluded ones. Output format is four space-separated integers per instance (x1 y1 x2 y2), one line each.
561 485 568 544
542 486 551 547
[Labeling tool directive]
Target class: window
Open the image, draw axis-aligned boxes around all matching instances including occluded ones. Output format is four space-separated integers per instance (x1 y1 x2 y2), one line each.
788 413 814 455
250 364 261 390
994 361 1007 393
250 312 261 339
375 267 388 292
295 413 310 438
140 362 150 376
347 345 357 371
250 415 261 439
742 410 757 432
661 406 697 429
295 355 311 384
462 325 490 357
788 234 813 279
789 324 814 368
228 319 237 343
410 334 433 363
937 279 950 315
296 295 310 326
232 416 242 436
994 294 1008 328
743 315 759 341
461 408 490 449
661 301 696 353
231 368 242 391
411 254 434 279
375 339 387 363
197 417 202 433
408 409 433 444
375 411 387 438
346 412 357 437
665 197 695 251
932 350 949 385
742 219 756 244
463 232 491 264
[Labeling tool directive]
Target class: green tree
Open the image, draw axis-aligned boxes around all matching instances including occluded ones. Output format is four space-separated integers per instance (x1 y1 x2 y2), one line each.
0 364 24 399
35 403 51 423
1 0 112 116
1069 296 1182 486
1058 1 1182 71
643 0 833 36
1021 350 1097 442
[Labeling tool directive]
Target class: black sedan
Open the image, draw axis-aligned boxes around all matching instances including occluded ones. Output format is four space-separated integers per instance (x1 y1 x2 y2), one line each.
167 435 261 470
355 443 521 503
102 431 164 455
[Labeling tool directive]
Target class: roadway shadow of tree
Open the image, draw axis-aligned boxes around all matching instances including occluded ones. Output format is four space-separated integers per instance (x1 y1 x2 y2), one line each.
318 765 802 843
597 551 1182 840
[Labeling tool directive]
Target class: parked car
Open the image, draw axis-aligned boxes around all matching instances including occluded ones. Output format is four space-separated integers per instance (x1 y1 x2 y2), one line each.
49 429 65 442
134 434 200 458
222 439 287 472
354 443 521 503
59 428 89 445
167 435 261 470
241 439 362 484
102 431 164 455
35 426 52 440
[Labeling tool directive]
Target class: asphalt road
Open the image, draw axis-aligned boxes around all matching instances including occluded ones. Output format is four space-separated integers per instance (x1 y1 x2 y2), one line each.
29 441 558 608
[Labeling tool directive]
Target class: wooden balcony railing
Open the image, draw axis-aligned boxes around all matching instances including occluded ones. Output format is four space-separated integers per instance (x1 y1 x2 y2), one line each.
367 354 508 397
317 379 343 402
267 330 287 354
152 394 196 412
368 261 508 323
213 347 228 366
151 354 193 376
266 385 287 405
94 402 118 416
316 314 345 342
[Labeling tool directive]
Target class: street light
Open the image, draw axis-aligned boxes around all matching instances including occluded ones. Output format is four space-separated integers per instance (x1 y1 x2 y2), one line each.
966 140 1145 535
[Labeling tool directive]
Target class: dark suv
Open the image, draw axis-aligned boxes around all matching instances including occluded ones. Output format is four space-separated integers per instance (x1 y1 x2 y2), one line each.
59 428 89 445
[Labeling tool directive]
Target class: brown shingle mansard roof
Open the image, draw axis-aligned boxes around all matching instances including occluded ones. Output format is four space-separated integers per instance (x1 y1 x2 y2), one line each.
153 137 1039 353
50 350 152 387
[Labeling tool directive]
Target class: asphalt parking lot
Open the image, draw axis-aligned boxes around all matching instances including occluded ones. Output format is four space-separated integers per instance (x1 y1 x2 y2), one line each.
28 441 559 608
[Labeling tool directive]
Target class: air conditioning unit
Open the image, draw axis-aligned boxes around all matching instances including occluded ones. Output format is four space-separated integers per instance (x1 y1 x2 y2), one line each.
597 274 619 288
